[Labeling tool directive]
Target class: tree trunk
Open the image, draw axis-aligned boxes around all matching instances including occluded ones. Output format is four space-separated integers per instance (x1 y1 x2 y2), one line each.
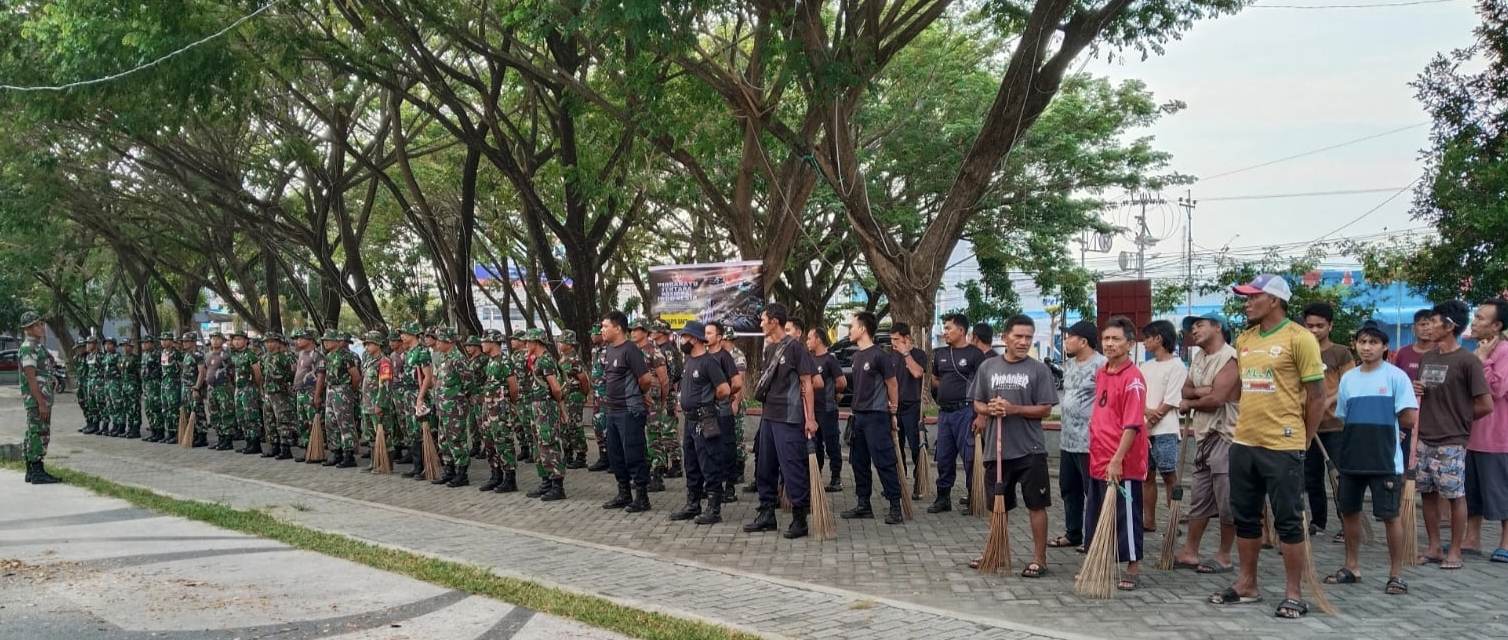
264 246 283 333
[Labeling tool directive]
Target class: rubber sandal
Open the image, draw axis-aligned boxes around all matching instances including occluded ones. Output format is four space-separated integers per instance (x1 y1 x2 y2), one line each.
1048 535 1077 548
1117 575 1139 591
1492 548 1508 563
1441 560 1464 570
1385 576 1408 595
1075 545 1088 554
1331 531 1346 544
1275 598 1309 619
1322 567 1361 584
1461 547 1483 557
1196 560 1234 574
967 557 982 569
1417 553 1443 565
1208 587 1262 605
1021 562 1047 578
1173 560 1202 571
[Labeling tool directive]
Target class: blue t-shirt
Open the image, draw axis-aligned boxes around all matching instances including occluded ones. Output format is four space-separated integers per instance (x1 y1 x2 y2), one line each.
1335 362 1418 475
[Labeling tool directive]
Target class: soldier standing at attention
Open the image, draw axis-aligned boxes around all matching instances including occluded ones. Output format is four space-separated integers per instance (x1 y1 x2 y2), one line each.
632 320 673 492
523 329 569 501
464 336 487 461
291 330 321 460
359 331 395 469
262 333 298 461
317 330 362 469
508 330 534 464
387 331 412 464
478 330 520 493
139 333 160 441
119 337 142 439
98 336 121 437
157 333 182 444
225 331 263 455
79 337 101 435
587 327 612 472
400 325 433 478
181 333 209 449
430 328 472 487
204 332 235 450
559 329 591 470
18 312 61 484
654 321 685 479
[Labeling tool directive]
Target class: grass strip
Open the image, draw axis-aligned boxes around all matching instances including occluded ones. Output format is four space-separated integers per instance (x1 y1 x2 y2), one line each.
4 461 759 640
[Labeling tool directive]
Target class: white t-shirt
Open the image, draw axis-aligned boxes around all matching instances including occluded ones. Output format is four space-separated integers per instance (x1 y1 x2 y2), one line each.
1140 356 1188 437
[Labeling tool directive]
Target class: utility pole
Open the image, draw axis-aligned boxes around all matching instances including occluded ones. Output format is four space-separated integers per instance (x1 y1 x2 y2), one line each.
1125 192 1166 280
1178 192 1198 318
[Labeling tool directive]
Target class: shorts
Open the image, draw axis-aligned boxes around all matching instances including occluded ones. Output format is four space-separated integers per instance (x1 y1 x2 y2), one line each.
987 453 1052 512
1228 443 1306 545
1188 435 1233 525
1085 479 1145 563
1337 473 1402 520
1415 442 1466 499
1149 433 1180 475
1465 451 1508 520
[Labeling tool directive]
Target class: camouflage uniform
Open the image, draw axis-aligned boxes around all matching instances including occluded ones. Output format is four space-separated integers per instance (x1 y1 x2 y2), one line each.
262 335 298 450
399 326 431 463
558 335 588 466
639 338 673 475
508 333 534 461
654 329 683 471
465 338 487 458
480 332 517 474
181 339 207 441
119 342 142 437
228 341 262 445
591 333 609 461
523 336 565 482
99 342 122 434
82 344 103 433
359 334 395 453
720 342 750 484
18 329 55 463
140 342 161 439
293 334 321 447
432 331 472 470
159 338 182 441
320 333 361 455
204 339 235 444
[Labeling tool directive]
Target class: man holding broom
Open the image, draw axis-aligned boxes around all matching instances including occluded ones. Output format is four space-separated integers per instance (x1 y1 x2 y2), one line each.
929 313 986 515
970 315 1058 577
841 311 906 526
1210 274 1326 619
1081 316 1149 592
1321 320 1416 594
744 303 819 538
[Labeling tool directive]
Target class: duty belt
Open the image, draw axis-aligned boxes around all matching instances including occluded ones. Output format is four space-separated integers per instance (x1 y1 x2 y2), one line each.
938 401 970 412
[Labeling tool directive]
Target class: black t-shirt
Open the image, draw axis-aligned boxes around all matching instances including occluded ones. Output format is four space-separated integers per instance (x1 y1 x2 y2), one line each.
710 349 739 417
680 352 728 411
813 351 842 413
932 344 986 405
895 347 927 405
602 340 649 411
851 345 897 413
760 336 817 424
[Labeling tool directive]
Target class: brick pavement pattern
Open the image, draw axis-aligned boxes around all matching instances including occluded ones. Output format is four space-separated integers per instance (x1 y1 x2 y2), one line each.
6 393 1507 640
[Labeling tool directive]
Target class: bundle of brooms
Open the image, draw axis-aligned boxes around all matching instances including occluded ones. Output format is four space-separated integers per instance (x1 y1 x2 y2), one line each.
970 432 988 517
890 416 913 520
977 417 1011 575
177 408 194 448
1156 435 1191 570
913 435 934 500
1400 426 1420 564
1301 510 1338 615
419 419 442 481
371 422 393 474
1075 483 1122 599
807 437 836 540
305 414 327 463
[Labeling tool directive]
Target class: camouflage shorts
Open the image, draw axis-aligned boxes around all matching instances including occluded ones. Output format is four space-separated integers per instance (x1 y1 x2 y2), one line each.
1416 443 1466 499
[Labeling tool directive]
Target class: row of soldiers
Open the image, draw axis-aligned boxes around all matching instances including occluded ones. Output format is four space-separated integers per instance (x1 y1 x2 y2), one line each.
69 318 735 503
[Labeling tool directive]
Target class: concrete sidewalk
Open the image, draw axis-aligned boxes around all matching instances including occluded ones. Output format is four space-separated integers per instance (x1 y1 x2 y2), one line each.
0 469 626 640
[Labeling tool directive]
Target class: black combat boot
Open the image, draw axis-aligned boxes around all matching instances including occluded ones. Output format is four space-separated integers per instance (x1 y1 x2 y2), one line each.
526 477 551 499
624 486 651 513
192 432 208 448
240 438 262 455
587 450 609 472
275 444 293 460
517 444 532 463
540 477 566 502
669 493 702 521
431 464 454 485
404 456 424 478
495 470 518 493
665 460 683 479
743 506 777 533
722 481 739 503
563 448 582 470
446 466 470 488
23 461 36 483
841 502 874 520
142 428 159 442
927 491 952 514
783 506 809 539
694 491 723 525
81 420 99 435
647 469 666 493
825 471 842 493
742 481 757 494
479 466 503 492
336 449 358 468
884 501 905 525
261 441 278 458
30 461 61 485
394 447 413 465
603 483 632 509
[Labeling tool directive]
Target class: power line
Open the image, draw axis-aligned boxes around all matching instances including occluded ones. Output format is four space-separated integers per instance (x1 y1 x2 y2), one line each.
1253 0 1461 8
1309 178 1422 243
0 2 279 92
1198 123 1426 182
1200 186 1410 201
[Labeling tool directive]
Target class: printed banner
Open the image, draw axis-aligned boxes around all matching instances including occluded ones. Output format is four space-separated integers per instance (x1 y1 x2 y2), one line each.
649 260 764 334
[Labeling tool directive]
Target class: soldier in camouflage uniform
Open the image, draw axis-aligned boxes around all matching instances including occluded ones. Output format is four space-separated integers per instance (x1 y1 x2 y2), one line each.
180 333 209 448
359 331 396 470
399 325 433 479
223 331 261 454
261 333 298 460
17 312 61 484
157 333 182 443
558 330 591 469
507 331 534 463
386 331 411 464
139 334 160 441
463 336 486 460
708 321 749 499
98 336 122 436
430 328 472 487
653 321 684 477
317 330 362 468
118 337 142 438
521 329 568 501
631 320 673 492
477 330 519 492
78 338 101 434
587 327 611 471
291 330 320 459
203 332 235 449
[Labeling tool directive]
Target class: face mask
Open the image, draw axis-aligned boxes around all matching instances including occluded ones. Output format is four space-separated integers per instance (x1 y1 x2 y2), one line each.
680 342 695 355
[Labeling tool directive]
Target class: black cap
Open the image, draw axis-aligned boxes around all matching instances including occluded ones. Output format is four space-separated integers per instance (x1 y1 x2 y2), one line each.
1065 320 1100 351
1355 319 1390 344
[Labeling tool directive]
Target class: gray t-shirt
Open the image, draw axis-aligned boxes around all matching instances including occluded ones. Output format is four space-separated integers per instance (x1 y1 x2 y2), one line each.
1059 352 1106 454
759 336 816 424
970 356 1059 462
851 345 897 412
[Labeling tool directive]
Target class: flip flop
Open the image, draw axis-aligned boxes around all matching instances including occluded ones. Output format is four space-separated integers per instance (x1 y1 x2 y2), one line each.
1196 560 1234 574
1492 548 1508 563
1208 587 1262 605
1461 547 1484 557
1385 576 1409 595
1322 567 1361 584
1048 535 1077 548
1417 553 1444 565
1021 562 1047 578
1441 560 1464 570
1117 575 1139 591
1275 598 1309 619
1172 560 1202 571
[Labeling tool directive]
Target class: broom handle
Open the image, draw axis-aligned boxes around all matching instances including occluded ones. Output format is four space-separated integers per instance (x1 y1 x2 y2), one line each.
994 414 1003 484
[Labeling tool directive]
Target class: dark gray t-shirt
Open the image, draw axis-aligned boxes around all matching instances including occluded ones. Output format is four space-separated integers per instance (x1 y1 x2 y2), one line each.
932 345 986 406
602 340 648 411
760 337 816 424
814 351 842 413
680 352 727 412
851 345 897 413
895 347 927 405
710 349 739 417
970 356 1059 461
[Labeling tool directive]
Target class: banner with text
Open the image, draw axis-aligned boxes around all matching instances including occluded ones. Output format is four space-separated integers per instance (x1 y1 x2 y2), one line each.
649 260 764 335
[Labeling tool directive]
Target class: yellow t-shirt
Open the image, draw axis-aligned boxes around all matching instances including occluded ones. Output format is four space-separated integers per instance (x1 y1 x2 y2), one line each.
1234 318 1325 451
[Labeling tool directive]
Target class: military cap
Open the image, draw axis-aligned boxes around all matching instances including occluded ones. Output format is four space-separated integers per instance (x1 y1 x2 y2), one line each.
558 329 576 344
628 318 650 332
320 329 342 342
264 332 286 344
18 311 43 328
435 327 458 343
102 335 117 345
361 330 384 345
228 329 247 339
400 322 422 336
481 329 503 344
523 328 547 343
652 320 671 334
589 325 601 336
158 332 176 341
251 335 264 344
181 331 200 342
463 335 482 347
208 330 225 339
510 330 525 341
387 331 402 342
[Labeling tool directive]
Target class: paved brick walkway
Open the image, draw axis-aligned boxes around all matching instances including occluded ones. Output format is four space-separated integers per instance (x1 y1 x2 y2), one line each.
6 393 1507 639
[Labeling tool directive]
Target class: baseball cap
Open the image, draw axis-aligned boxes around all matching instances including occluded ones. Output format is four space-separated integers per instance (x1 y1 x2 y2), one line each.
678 321 707 341
1232 274 1292 302
1355 319 1389 344
1063 320 1099 351
1180 312 1227 335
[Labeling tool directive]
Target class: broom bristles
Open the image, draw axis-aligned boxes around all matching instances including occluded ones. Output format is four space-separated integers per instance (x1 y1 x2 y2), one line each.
307 414 326 462
1263 502 1279 549
978 495 1012 574
1400 479 1418 563
1157 495 1182 570
779 483 792 511
808 449 837 540
178 409 193 448
970 433 987 517
1301 510 1338 615
372 423 392 473
891 427 914 520
420 422 442 481
1075 486 1121 599
914 444 934 499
